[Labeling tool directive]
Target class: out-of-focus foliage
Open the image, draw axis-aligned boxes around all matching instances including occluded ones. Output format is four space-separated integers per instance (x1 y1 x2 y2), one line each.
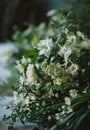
11 23 47 60
0 43 18 95
72 0 90 37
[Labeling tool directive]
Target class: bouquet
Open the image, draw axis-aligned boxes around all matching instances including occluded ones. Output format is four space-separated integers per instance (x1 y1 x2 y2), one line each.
4 1 90 130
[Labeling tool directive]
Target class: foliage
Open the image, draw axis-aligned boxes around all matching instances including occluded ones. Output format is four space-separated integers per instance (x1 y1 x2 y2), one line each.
11 23 47 60
3 0 90 130
0 43 18 95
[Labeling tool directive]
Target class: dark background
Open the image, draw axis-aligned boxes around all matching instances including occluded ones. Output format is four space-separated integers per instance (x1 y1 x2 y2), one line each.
0 0 74 42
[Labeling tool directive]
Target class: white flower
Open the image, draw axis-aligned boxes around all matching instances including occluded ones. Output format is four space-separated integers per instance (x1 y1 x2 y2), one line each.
55 113 60 120
83 87 88 94
47 115 51 121
37 38 53 57
67 35 76 43
54 78 62 85
58 46 67 57
67 106 73 113
21 56 27 64
61 111 65 115
65 97 71 105
77 31 85 39
26 64 37 84
35 63 39 69
54 93 59 98
58 45 72 67
47 10 56 17
64 49 72 60
80 40 90 49
68 64 78 75
62 105 65 109
69 89 78 98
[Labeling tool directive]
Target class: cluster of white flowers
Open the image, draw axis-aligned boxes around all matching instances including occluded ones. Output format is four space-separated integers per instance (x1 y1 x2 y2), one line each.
46 62 72 85
14 34 85 107
65 89 78 106
55 89 78 121
10 27 90 127
16 56 37 86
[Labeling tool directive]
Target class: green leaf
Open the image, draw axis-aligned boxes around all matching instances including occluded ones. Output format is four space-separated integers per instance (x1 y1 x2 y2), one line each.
24 49 38 62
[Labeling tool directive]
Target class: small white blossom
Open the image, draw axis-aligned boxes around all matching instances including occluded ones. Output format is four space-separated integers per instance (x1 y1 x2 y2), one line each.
55 113 60 120
65 97 71 106
64 49 72 62
36 103 40 106
61 111 65 115
35 63 39 69
47 115 51 121
37 38 53 58
58 45 72 67
83 87 88 94
54 78 62 85
30 94 36 101
21 56 27 64
77 31 85 39
67 35 76 43
54 93 59 98
62 105 65 109
47 10 56 17
80 40 90 49
67 106 73 113
68 64 78 75
58 46 67 57
69 89 78 98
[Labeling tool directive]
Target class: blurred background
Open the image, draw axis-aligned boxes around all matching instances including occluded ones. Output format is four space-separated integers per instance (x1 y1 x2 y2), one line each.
0 0 74 95
0 0 74 42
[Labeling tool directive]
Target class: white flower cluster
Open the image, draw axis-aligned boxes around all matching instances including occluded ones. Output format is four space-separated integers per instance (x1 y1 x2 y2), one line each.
16 56 37 86
12 30 90 126
55 89 78 121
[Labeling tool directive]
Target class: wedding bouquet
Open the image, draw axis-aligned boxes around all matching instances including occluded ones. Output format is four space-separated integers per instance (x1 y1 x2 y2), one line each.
4 1 90 130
